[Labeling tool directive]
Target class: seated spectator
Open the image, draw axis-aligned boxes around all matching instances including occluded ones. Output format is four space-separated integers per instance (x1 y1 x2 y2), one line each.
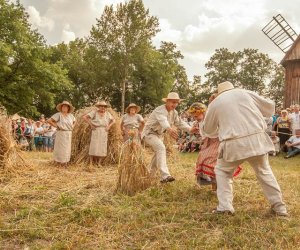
284 129 300 159
177 134 187 152
269 131 280 156
181 134 190 152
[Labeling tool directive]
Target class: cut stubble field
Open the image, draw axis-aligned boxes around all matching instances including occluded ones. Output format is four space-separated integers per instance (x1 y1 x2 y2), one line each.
0 151 299 249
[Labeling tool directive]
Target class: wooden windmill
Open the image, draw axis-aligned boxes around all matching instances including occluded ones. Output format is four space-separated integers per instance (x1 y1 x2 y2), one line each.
262 14 300 107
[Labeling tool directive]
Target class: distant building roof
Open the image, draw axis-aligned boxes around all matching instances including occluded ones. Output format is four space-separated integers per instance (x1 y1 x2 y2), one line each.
281 34 300 65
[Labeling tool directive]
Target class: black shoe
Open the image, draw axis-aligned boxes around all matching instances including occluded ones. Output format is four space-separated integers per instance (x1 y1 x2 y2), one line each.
160 176 175 183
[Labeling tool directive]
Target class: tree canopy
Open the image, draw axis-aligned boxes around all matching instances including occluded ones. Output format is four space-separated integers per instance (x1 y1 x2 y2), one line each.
0 0 285 117
0 0 72 117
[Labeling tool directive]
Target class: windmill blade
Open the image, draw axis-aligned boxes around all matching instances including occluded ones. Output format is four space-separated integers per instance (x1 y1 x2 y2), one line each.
262 14 298 53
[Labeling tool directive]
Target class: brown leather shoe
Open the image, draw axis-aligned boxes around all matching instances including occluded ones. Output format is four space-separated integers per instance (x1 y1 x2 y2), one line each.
212 209 234 215
160 176 175 183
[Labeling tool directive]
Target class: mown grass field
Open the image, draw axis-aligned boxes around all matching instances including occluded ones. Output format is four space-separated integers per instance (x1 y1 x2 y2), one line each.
0 151 299 249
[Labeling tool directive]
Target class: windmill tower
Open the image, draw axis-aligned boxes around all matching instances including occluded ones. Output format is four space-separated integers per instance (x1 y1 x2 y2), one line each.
262 14 300 107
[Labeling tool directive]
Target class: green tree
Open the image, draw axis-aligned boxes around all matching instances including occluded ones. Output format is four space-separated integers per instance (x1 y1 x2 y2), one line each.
0 0 72 117
204 48 242 91
89 0 159 113
204 48 283 105
265 64 285 108
239 48 273 94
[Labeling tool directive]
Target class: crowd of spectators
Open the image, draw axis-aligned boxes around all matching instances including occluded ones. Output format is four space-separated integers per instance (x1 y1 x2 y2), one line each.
175 104 300 159
12 114 56 152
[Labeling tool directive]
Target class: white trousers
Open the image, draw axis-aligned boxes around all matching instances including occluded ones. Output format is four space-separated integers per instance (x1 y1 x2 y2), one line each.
215 154 287 214
143 134 170 180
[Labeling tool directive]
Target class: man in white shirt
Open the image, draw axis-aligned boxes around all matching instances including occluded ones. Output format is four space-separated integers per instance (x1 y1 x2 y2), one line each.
289 104 300 135
142 92 196 183
202 81 287 216
284 129 300 158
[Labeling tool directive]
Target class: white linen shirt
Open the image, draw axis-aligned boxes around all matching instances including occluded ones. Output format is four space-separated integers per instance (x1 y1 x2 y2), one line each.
142 105 191 138
202 89 275 162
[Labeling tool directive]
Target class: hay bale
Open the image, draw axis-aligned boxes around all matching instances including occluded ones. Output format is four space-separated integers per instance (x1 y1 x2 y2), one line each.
116 141 151 195
71 107 123 165
0 107 26 173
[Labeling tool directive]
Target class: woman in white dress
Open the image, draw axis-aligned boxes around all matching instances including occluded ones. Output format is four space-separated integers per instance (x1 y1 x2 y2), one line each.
121 103 145 142
83 101 115 165
47 101 75 165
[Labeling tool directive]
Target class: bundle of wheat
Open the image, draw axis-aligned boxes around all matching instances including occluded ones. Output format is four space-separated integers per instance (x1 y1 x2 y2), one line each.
0 107 25 173
116 141 152 195
71 107 123 165
163 133 178 157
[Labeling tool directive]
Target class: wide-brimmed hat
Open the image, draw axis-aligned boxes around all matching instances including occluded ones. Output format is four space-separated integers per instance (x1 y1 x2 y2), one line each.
126 103 141 113
95 100 110 108
281 109 288 114
162 92 184 102
56 101 75 113
218 81 235 95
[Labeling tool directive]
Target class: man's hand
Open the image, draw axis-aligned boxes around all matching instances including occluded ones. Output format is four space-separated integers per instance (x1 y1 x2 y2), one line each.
167 127 178 140
190 127 199 134
286 142 292 148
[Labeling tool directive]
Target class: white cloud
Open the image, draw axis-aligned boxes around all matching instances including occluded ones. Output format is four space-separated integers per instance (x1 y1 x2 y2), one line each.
61 24 75 43
27 6 54 31
21 0 300 79
153 18 182 47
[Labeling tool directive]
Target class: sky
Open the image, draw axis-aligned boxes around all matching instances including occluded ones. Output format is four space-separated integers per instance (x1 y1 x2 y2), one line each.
20 0 300 80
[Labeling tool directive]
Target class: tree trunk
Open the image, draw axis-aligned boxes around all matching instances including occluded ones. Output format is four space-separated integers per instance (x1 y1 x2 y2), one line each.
121 79 126 114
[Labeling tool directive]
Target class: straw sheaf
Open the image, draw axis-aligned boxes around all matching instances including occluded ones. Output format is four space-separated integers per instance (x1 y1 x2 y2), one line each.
0 107 28 174
70 107 123 165
116 142 152 195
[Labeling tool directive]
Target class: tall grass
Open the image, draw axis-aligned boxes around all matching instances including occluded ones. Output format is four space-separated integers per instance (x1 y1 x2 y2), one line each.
0 152 299 249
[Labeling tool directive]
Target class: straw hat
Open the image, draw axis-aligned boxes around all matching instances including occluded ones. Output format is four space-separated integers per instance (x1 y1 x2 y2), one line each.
95 100 110 108
281 109 288 114
126 103 141 113
56 101 75 113
162 92 184 102
218 81 234 95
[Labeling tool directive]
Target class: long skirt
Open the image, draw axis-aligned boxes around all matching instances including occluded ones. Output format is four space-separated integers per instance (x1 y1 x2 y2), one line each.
89 127 108 157
196 138 241 182
53 131 72 163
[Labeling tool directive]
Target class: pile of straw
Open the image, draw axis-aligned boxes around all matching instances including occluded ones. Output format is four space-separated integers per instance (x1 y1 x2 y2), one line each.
71 107 123 165
0 107 25 173
116 141 151 195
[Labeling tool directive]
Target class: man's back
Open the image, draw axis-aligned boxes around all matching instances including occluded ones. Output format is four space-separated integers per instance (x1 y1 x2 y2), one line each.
207 89 274 141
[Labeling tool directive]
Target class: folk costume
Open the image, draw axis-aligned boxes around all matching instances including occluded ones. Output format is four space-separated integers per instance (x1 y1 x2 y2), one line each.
202 81 287 216
51 101 75 163
86 101 115 157
142 92 192 182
